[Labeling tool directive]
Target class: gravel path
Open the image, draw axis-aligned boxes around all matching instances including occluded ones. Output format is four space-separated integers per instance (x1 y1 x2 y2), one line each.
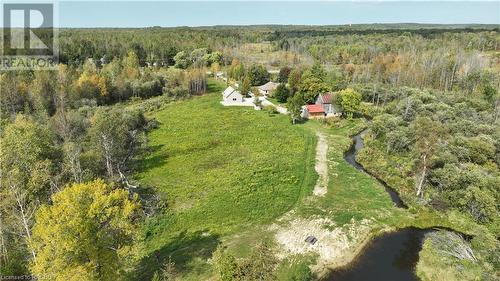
313 132 329 196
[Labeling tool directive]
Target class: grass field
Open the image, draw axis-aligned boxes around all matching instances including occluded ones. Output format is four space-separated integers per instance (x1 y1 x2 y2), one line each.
131 80 480 280
133 79 317 280
132 87 415 280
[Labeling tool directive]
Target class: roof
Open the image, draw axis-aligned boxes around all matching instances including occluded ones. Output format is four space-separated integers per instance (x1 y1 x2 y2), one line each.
305 104 325 113
319 92 336 104
223 86 241 99
258 81 279 91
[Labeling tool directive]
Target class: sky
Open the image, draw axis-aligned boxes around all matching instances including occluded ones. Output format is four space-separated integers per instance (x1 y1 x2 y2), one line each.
5 1 500 27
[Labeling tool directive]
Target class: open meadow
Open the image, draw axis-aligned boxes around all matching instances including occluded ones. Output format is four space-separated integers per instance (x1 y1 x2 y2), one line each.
134 80 317 280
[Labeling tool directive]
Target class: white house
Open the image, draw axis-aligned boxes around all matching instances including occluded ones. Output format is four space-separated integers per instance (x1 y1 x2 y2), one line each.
257 81 279 96
222 86 244 104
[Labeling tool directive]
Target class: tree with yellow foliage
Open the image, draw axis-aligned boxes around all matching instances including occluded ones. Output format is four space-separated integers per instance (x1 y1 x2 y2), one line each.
75 59 108 100
121 51 140 80
30 180 142 281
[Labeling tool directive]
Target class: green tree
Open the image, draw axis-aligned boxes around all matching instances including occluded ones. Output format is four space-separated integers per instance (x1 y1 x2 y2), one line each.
151 272 161 281
309 62 327 81
31 71 56 116
278 67 292 83
458 186 497 223
298 77 329 103
386 127 411 153
247 65 269 86
239 76 252 97
274 84 290 103
287 69 302 95
89 108 147 180
190 48 209 67
75 63 108 102
30 180 142 281
336 88 362 118
228 59 245 81
481 82 498 107
208 51 223 65
287 92 305 125
122 51 140 80
173 51 190 69
0 115 58 263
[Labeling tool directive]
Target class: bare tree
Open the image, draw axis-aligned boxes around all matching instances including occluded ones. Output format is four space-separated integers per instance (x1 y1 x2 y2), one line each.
8 182 37 261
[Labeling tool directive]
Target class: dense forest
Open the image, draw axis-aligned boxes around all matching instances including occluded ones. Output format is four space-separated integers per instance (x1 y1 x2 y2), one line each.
0 25 499 280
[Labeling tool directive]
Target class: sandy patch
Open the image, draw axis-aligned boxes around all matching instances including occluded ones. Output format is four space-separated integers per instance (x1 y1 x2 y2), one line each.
273 215 374 276
312 133 329 196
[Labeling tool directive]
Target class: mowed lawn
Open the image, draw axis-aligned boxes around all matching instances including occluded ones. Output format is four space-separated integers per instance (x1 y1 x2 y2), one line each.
134 80 316 280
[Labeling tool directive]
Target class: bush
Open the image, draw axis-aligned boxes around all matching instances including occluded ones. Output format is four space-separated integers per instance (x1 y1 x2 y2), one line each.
264 105 278 115
386 127 411 153
276 259 314 281
166 86 189 98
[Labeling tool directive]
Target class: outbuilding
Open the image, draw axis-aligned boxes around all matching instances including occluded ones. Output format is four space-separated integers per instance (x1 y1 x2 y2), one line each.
301 104 325 119
257 81 279 96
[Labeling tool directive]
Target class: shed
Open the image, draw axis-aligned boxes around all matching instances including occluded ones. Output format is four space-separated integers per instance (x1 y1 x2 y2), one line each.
302 104 325 119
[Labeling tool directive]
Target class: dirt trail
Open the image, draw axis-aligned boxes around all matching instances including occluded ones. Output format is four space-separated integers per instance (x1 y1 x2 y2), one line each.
312 132 328 196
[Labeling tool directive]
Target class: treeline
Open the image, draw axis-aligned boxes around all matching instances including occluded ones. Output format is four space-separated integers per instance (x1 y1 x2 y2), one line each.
58 27 265 66
268 26 499 41
274 31 500 91
1 51 209 119
56 27 500 100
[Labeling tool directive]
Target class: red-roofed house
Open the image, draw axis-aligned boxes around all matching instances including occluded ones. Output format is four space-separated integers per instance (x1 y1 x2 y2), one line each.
316 92 341 116
301 104 325 119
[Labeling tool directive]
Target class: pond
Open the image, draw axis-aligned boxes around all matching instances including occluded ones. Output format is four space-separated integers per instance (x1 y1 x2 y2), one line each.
327 228 432 281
